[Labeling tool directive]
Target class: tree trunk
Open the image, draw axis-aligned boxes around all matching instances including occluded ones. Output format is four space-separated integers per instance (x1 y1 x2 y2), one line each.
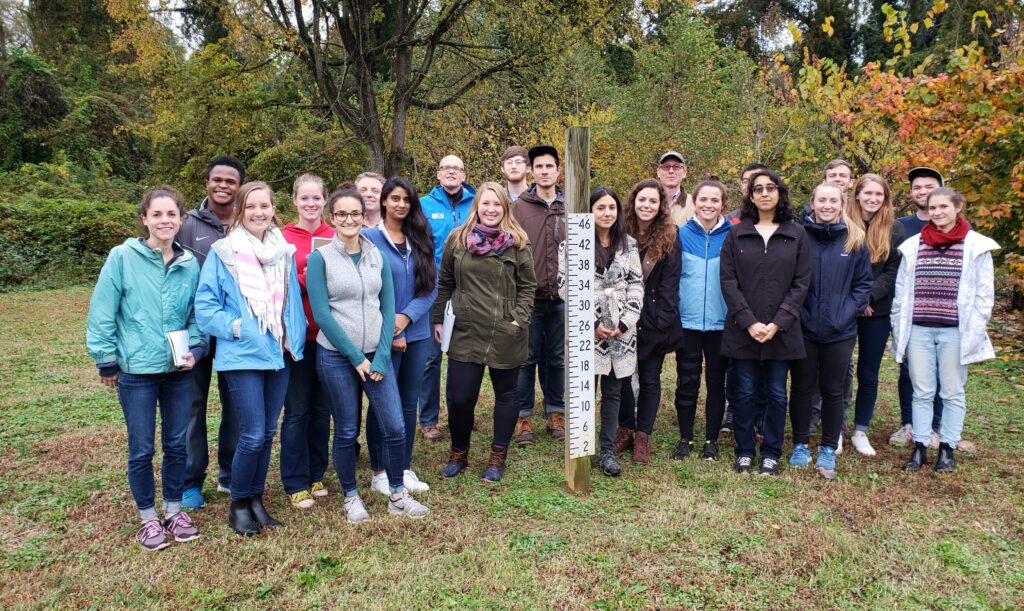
0 21 7 60
1012 285 1024 311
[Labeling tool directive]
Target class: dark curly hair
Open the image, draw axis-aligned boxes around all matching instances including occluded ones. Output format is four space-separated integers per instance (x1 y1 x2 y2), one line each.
739 170 795 223
625 178 677 263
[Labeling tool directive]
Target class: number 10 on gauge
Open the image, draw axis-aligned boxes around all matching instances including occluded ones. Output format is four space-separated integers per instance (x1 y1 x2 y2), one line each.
565 212 596 465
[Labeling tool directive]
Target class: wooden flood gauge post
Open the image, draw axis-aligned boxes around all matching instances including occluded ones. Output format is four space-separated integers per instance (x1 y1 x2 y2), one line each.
563 126 595 494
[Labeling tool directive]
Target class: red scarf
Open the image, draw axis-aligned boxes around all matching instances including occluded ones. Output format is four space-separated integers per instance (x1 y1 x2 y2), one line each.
920 216 969 248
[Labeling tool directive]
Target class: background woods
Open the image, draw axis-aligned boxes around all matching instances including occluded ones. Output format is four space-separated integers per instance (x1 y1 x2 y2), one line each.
0 0 1022 297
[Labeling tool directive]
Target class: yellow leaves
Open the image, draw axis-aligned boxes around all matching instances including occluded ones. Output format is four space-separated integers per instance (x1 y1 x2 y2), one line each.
822 16 835 38
788 22 803 45
972 10 992 33
910 22 919 34
924 17 934 28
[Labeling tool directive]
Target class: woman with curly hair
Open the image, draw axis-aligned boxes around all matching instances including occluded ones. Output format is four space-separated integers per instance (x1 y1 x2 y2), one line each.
613 178 684 466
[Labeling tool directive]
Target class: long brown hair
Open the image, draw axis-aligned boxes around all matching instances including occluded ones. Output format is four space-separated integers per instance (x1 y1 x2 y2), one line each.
229 181 279 233
625 179 677 263
848 174 894 264
449 182 529 250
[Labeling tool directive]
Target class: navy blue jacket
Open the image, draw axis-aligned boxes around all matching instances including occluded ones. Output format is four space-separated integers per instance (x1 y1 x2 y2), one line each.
801 221 873 343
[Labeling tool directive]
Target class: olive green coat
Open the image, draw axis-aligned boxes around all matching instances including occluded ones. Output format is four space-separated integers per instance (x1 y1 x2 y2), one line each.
432 239 536 369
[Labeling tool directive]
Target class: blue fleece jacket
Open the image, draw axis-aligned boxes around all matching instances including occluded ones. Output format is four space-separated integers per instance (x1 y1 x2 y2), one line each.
679 218 731 331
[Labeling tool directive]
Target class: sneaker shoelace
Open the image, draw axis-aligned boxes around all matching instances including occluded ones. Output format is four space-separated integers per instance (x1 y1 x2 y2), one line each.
166 512 194 531
738 457 752 467
138 520 164 542
763 458 778 470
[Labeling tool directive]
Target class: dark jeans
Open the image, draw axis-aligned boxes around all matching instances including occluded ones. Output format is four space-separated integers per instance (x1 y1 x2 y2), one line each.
790 338 856 450
732 359 789 460
809 361 854 432
899 360 943 431
279 341 331 494
600 374 622 454
118 371 193 513
619 355 665 435
184 337 238 490
853 316 890 431
369 337 433 472
725 360 767 425
222 367 290 501
447 359 519 450
518 299 565 417
417 338 443 427
318 348 405 496
674 330 728 443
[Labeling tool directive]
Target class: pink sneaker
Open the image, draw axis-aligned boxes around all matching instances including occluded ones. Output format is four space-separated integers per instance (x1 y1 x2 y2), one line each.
163 512 200 542
135 519 171 551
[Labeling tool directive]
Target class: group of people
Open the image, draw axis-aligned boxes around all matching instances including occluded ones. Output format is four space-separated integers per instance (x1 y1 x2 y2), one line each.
86 146 999 552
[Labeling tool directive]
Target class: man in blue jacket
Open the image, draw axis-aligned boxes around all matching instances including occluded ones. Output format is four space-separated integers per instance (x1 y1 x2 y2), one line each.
418 155 475 441
177 155 245 509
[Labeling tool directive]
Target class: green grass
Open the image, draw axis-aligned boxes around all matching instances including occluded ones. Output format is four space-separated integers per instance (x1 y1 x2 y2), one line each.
1 287 1023 608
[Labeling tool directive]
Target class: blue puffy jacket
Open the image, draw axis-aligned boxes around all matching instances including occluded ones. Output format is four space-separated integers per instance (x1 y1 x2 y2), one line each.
679 218 731 331
194 237 306 371
801 220 874 343
363 226 438 343
420 183 475 265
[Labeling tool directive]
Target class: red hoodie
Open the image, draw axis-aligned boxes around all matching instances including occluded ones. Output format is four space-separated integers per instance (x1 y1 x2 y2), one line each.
282 222 336 340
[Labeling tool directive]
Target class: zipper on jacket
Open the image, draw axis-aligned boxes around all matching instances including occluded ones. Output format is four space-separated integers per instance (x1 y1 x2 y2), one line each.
702 231 710 330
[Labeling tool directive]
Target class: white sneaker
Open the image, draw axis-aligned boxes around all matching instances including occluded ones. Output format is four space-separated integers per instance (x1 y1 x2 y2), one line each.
929 431 940 449
889 423 912 447
835 434 844 455
403 469 430 493
370 472 390 496
216 484 230 494
344 495 370 524
388 492 429 518
851 431 876 456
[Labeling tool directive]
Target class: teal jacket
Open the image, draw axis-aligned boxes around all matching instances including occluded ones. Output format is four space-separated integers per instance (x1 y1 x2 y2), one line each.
194 238 306 371
86 238 205 374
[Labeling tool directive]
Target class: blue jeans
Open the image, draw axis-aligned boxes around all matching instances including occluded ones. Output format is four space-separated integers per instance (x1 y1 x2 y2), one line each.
517 299 565 417
118 371 193 514
222 368 290 501
318 348 405 496
906 326 968 446
725 360 766 425
369 337 433 471
417 338 442 426
899 352 943 431
732 359 789 460
184 337 238 490
279 341 331 494
853 316 891 431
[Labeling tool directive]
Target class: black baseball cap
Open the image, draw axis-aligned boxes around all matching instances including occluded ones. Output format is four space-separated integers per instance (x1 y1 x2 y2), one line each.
908 166 944 186
528 145 560 166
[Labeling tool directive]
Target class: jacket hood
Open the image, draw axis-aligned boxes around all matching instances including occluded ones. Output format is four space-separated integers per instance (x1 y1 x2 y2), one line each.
518 184 565 207
283 221 333 238
683 216 730 237
124 237 195 268
804 220 848 242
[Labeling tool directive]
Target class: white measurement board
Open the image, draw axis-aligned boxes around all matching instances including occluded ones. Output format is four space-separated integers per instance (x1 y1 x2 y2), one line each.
565 212 596 459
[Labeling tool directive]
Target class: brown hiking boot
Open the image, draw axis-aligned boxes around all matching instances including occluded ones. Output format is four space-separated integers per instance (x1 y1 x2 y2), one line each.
633 431 651 466
514 416 535 446
421 424 444 441
546 413 566 439
482 445 508 483
612 427 634 455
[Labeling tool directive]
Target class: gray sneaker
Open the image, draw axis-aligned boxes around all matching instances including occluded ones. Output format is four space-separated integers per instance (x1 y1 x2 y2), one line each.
344 495 371 524
135 519 171 551
889 424 912 447
388 492 429 519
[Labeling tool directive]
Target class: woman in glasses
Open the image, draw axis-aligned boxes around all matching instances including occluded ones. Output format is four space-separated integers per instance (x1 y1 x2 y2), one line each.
307 188 430 523
719 170 811 476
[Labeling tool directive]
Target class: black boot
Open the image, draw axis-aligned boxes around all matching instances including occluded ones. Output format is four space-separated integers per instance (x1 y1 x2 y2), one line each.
228 499 260 536
934 442 956 473
249 495 282 528
903 442 927 471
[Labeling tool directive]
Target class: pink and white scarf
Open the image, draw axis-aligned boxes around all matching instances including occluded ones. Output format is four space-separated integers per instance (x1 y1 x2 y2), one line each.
228 226 295 347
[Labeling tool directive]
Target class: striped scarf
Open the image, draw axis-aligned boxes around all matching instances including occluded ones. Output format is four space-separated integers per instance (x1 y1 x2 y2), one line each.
228 226 295 347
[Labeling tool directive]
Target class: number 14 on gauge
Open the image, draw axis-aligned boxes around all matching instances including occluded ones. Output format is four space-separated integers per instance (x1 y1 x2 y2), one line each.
566 212 596 460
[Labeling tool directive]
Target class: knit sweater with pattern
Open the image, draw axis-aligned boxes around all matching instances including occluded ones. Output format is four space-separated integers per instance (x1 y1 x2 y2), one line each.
912 242 963 327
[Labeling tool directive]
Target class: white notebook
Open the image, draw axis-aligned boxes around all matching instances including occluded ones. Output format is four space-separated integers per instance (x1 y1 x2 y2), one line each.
440 301 456 353
166 330 190 367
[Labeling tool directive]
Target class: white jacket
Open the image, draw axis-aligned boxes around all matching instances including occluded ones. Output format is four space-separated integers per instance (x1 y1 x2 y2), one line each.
891 230 1000 365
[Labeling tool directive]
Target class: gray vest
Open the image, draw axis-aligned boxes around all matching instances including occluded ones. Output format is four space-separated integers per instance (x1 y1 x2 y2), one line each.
316 235 385 354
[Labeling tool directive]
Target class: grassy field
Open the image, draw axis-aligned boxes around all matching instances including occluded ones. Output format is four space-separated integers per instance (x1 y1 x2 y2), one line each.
0 287 1022 609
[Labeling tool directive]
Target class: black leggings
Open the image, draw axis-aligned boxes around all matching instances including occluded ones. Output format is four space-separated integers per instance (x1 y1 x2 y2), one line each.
446 359 519 451
618 354 666 435
674 330 728 442
789 338 856 450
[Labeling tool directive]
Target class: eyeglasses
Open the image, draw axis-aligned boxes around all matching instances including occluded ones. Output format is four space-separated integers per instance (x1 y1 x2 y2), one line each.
439 165 465 173
658 164 685 172
752 184 778 194
332 211 365 221
503 158 527 167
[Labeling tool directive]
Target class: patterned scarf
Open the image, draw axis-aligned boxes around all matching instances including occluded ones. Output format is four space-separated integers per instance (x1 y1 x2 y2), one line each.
467 223 515 255
228 226 295 347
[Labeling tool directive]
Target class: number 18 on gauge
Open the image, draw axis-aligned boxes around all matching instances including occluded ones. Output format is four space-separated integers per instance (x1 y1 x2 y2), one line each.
565 212 596 461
